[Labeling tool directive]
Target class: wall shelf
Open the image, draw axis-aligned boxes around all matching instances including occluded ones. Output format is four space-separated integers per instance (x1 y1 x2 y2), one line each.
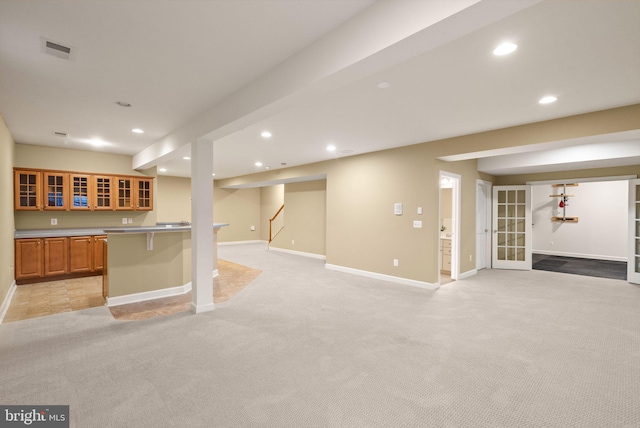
550 183 578 223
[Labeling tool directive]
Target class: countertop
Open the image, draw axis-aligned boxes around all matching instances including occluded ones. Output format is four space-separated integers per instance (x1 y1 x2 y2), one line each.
15 223 229 239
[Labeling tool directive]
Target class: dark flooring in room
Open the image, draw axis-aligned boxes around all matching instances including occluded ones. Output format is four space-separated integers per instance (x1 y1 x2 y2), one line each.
532 254 627 280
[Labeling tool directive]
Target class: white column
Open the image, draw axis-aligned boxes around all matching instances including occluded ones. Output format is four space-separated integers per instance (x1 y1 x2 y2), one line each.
190 138 214 313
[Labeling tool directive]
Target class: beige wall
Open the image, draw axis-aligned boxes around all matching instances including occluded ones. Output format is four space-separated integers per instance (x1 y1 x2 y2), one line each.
13 144 157 229
213 184 261 242
217 105 639 285
0 115 16 307
271 180 326 256
107 232 188 297
157 176 191 223
260 185 284 241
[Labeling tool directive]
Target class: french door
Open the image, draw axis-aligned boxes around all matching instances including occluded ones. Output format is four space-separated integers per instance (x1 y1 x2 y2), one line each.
492 185 532 270
628 179 640 284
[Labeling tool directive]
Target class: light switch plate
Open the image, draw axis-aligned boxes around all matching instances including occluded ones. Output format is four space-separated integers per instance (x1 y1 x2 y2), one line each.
413 220 422 228
394 203 403 215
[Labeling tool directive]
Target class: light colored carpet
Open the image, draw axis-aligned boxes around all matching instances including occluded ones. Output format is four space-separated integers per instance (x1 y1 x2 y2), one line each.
1 242 639 427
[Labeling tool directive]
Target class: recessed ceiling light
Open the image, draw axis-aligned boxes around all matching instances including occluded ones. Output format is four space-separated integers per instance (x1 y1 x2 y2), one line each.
326 144 336 152
341 149 354 154
261 131 272 139
265 166 271 170
212 173 216 177
255 161 263 167
539 95 558 104
493 42 518 56
90 138 106 147
377 81 391 89
159 168 167 172
131 128 144 134
115 101 132 107
183 156 191 160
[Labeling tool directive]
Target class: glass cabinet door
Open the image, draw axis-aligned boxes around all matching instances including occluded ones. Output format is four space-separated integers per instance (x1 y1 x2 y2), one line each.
70 174 91 210
135 178 152 210
43 172 68 210
93 176 113 210
116 178 133 210
14 170 42 210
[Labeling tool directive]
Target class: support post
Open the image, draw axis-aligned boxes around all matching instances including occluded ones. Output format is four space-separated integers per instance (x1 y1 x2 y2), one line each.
190 139 214 313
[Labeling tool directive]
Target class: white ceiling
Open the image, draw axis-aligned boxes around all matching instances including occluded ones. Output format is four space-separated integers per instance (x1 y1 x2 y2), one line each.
1 1 639 179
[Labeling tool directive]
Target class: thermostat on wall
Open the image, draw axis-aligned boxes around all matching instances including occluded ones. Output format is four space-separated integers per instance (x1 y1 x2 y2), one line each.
394 203 403 215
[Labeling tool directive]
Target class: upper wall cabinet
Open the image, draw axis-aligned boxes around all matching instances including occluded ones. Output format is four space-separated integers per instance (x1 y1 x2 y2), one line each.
43 171 69 210
14 168 153 212
15 169 42 210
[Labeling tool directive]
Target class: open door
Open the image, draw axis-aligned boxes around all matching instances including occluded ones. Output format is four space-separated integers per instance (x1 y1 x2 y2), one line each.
628 179 640 284
492 185 532 270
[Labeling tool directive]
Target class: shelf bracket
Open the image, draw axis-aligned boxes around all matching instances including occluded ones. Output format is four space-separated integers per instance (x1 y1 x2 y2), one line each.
146 232 154 251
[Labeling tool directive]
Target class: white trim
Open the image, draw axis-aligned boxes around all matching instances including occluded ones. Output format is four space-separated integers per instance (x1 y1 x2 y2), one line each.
268 246 326 260
107 282 192 307
190 302 214 313
526 175 636 186
458 269 478 280
218 240 266 246
106 269 220 307
325 263 438 290
534 249 627 263
0 281 17 323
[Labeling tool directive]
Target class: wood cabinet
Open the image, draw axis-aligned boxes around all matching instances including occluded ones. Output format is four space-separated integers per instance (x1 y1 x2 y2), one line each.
134 178 153 211
15 234 106 284
69 236 93 273
93 235 107 271
116 177 134 210
44 237 69 276
14 168 153 212
15 238 43 280
93 176 113 210
43 172 69 210
70 173 91 210
14 170 42 210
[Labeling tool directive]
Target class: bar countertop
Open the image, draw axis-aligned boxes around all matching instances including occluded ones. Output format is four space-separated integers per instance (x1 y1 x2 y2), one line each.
15 223 229 239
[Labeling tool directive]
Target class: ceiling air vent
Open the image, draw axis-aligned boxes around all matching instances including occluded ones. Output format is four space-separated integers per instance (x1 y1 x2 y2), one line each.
53 131 68 138
40 37 77 61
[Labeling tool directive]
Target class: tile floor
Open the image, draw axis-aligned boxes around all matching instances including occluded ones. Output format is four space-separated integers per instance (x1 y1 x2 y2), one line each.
3 276 105 323
2 259 262 324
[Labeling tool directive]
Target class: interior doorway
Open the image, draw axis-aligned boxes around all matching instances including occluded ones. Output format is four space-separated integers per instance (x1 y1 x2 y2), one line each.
439 171 461 286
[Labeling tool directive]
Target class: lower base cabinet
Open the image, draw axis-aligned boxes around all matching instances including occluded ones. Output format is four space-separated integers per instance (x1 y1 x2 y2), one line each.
15 235 106 284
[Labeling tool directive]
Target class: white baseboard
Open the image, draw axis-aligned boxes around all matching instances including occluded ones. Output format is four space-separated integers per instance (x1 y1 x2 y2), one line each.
458 269 478 280
533 250 626 262
0 280 17 323
218 240 266 246
325 263 438 290
190 302 214 313
107 269 219 307
107 282 192 307
268 246 326 260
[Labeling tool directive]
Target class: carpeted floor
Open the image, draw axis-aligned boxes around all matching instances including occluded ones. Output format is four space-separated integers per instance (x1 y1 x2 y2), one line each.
533 253 627 280
1 242 639 427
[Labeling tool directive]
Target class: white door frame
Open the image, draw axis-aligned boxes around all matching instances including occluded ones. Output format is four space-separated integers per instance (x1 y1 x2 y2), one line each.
628 178 640 284
439 171 461 282
476 179 492 270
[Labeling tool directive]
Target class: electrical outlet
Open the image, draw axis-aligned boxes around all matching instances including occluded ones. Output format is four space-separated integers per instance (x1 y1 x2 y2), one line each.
50 218 57 225
413 220 422 228
469 255 472 262
291 240 295 245
393 259 399 267
122 218 128 224
250 225 255 231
